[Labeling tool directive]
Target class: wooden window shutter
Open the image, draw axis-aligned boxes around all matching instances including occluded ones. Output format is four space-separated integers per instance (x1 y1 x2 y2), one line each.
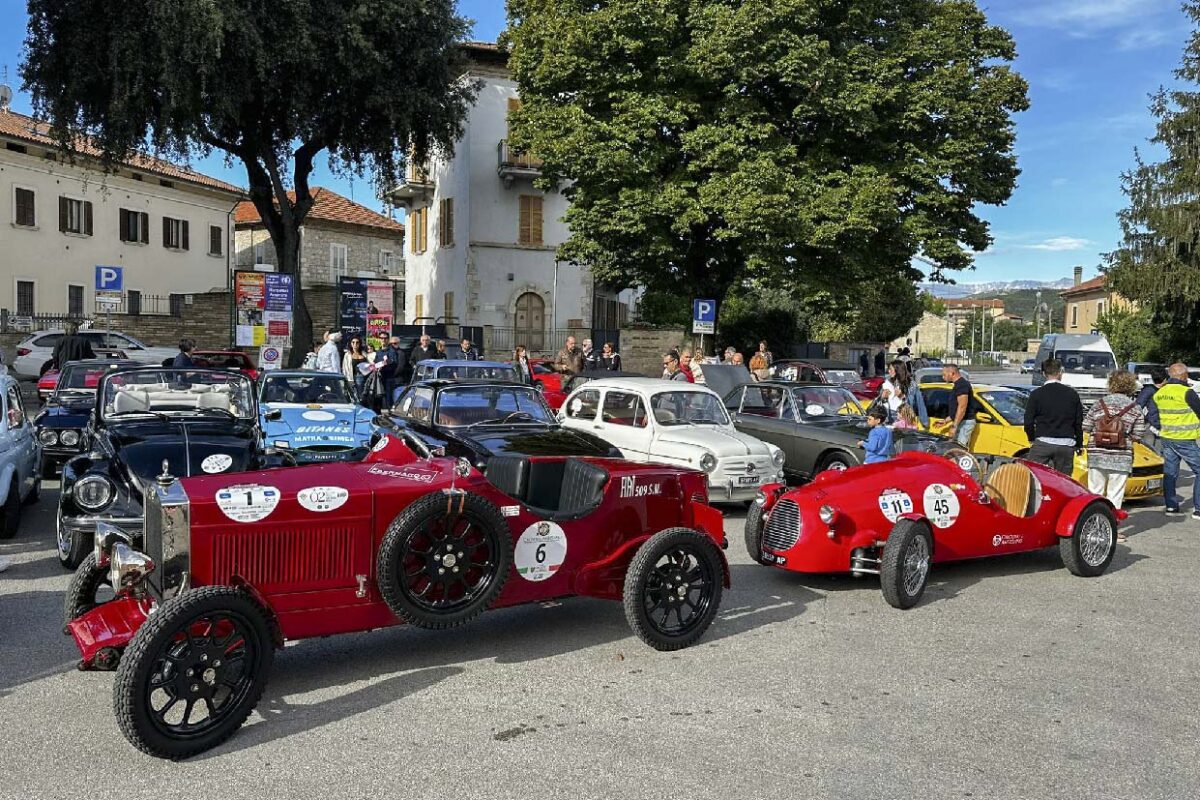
83 201 93 236
119 208 128 241
531 196 543 244
59 196 68 232
421 207 428 252
163 216 171 247
519 195 530 244
181 220 189 250
140 212 149 244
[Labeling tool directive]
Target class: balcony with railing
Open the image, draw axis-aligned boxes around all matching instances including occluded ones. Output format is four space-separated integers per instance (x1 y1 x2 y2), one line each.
497 140 542 187
386 162 435 201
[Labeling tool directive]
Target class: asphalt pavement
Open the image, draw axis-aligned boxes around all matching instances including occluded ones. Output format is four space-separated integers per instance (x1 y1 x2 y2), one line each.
2 368 1197 800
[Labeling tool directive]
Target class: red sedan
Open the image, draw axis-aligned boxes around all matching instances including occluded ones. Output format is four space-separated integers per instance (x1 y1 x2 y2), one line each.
193 350 258 380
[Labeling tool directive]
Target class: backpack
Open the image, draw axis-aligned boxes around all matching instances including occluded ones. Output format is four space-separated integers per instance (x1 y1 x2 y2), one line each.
1094 399 1136 449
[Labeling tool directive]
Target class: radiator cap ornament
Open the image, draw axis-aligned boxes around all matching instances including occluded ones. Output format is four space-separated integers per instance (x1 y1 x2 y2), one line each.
157 459 176 487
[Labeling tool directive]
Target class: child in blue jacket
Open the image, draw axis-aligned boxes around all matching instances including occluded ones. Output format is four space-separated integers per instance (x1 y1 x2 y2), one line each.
859 407 894 464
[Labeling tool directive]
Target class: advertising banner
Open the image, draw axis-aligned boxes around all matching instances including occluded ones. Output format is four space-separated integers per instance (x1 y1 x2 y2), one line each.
235 271 293 347
366 314 393 350
338 277 395 349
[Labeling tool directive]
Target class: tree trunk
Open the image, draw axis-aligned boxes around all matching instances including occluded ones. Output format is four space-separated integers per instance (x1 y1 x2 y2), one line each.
273 227 314 367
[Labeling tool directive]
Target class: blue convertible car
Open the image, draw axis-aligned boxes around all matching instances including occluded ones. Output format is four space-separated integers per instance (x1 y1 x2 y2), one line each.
258 370 377 463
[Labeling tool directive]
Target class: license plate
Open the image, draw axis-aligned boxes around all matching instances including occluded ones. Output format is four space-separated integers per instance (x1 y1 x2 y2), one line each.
737 476 760 486
1147 479 1162 489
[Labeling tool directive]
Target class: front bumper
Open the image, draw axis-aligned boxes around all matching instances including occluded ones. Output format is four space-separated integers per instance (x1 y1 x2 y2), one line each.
68 596 153 670
293 445 370 464
710 471 784 502
61 513 144 539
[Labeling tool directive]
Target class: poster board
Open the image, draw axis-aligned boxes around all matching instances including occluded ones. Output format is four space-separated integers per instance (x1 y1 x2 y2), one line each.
235 271 293 348
339 277 395 350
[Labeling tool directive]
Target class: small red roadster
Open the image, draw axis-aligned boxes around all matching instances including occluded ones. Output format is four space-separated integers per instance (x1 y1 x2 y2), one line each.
745 446 1125 609
67 434 728 759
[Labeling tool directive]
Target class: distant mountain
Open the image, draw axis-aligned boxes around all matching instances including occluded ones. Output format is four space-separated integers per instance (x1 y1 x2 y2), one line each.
919 278 1074 299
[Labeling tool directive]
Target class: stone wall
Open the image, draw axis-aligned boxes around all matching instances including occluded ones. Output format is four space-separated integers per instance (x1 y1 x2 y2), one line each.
234 223 404 288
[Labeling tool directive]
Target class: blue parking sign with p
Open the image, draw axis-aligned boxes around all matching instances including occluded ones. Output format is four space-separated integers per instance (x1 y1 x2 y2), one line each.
693 298 716 334
95 266 123 291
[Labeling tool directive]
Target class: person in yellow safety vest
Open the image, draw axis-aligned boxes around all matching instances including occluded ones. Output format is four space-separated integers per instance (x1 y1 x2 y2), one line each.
1150 362 1200 518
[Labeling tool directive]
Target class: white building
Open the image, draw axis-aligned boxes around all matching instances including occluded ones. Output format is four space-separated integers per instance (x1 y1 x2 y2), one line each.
0 103 242 318
386 42 633 354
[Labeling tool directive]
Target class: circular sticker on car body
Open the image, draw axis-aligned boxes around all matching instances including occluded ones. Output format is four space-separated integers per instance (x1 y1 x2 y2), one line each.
372 435 391 452
297 486 349 513
302 410 336 422
878 488 914 523
514 521 568 582
215 485 280 523
201 453 233 474
923 483 961 529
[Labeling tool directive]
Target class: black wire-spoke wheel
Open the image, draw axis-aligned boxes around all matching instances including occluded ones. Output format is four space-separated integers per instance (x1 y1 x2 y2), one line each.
880 519 933 609
1060 503 1117 577
63 552 115 630
114 587 274 760
624 528 724 651
377 492 512 629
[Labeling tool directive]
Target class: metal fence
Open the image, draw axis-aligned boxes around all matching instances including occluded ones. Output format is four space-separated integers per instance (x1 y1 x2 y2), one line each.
487 327 600 359
0 294 183 333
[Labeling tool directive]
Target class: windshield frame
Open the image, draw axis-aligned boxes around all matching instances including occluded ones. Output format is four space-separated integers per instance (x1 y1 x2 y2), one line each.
99 368 256 422
789 385 866 420
433 384 554 428
259 373 356 406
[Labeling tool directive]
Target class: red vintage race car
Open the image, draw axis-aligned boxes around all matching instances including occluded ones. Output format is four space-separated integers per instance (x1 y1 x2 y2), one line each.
67 434 728 759
744 446 1125 609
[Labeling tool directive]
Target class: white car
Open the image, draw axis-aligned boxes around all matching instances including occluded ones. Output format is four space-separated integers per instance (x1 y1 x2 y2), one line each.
557 377 784 502
11 329 177 378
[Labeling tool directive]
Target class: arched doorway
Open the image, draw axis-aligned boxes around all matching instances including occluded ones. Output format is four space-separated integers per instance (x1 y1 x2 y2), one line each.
514 291 546 353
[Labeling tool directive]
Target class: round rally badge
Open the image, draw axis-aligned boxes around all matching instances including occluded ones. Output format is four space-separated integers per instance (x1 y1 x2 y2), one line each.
215 485 280 523
302 410 336 422
296 486 349 513
922 483 961 529
805 403 826 417
372 435 391 452
201 453 233 474
514 521 568 582
878 488 914 523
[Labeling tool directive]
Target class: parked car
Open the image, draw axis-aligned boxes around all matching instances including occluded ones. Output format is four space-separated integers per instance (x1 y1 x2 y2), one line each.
35 359 141 477
1020 359 1037 374
379 380 620 467
767 359 876 401
745 446 1124 608
557 377 784 502
541 369 644 411
724 381 943 480
1031 334 1117 401
56 366 283 569
11 329 176 378
192 350 258 380
530 358 565 393
37 348 129 403
409 359 520 384
0 373 41 537
68 440 729 758
918 382 1164 499
258 370 377 463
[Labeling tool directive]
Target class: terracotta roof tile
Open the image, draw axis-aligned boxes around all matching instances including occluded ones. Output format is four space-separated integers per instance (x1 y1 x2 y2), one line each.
235 188 403 233
1060 275 1107 296
0 109 242 195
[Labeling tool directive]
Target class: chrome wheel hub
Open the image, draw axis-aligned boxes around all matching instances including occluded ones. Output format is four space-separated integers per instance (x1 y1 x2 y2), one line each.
1080 514 1113 567
903 536 930 596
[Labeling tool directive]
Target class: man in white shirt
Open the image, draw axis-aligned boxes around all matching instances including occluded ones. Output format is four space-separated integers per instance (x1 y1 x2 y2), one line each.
316 330 342 373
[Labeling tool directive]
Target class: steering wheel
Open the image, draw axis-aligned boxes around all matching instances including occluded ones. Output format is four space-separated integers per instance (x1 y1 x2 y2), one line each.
503 411 535 423
317 392 340 403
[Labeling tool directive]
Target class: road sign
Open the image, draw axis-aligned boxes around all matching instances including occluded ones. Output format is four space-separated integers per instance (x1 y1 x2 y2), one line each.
95 266 123 292
692 298 716 334
259 345 282 371
95 295 121 307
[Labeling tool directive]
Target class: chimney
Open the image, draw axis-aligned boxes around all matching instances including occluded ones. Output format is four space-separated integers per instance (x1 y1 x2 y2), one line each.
1073 266 1083 286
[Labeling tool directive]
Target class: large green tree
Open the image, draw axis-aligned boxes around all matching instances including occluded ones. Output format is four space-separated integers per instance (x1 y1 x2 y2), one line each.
1105 1 1200 361
22 0 474 364
503 0 1028 319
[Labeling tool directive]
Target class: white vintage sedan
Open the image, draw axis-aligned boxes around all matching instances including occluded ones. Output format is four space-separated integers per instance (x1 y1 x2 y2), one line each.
557 377 784 502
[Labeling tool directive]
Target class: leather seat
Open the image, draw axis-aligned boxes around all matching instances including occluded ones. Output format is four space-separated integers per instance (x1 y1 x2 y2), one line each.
485 456 530 500
520 458 610 521
983 462 1038 517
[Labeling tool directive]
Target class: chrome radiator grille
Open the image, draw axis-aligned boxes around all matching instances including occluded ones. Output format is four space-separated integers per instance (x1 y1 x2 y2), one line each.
762 499 802 552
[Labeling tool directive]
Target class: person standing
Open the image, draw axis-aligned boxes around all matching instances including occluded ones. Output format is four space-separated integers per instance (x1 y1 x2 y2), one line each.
880 360 928 428
434 340 448 359
316 330 342 373
1082 370 1146 530
51 321 96 369
723 346 737 363
662 352 689 381
457 338 479 360
343 336 369 394
859 351 869 377
513 345 534 384
1023 358 1083 475
941 363 981 448
873 350 886 377
679 349 697 383
555 335 585 376
411 334 437 364
859 407 894 463
600 342 622 371
1152 362 1200 517
172 338 195 368
377 335 408 406
1136 366 1168 452
581 338 600 371
756 340 774 367
748 351 770 381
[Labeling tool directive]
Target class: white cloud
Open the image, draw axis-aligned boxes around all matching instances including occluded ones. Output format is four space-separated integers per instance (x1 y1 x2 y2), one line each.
1116 28 1175 50
1014 0 1165 30
1022 236 1093 252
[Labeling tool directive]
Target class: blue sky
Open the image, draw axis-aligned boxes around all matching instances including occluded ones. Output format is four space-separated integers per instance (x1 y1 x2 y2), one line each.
0 0 1187 284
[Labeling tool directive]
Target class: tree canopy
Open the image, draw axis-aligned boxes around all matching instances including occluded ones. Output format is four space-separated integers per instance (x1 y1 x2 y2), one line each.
504 0 1028 317
22 0 474 362
1105 1 1200 360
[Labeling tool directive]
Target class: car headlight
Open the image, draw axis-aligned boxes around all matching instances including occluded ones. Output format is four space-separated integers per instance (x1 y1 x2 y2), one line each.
754 490 768 506
93 522 133 565
38 429 58 446
699 453 717 473
74 475 115 512
772 448 785 468
819 504 838 525
109 541 155 589
273 440 291 448
60 430 81 447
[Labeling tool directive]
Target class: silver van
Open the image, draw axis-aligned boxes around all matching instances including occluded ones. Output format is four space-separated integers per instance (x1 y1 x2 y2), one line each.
1032 334 1117 399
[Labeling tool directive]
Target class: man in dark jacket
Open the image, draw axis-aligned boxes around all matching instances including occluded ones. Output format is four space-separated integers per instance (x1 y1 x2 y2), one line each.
1135 366 1168 450
172 338 195 368
51 322 96 369
377 336 408 407
1024 358 1084 474
873 349 886 377
412 333 438 364
457 338 479 360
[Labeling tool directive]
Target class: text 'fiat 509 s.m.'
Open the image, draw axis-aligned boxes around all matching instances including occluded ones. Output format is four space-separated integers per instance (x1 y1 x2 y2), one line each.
57 367 282 569
68 432 729 759
745 445 1125 609
258 370 376 463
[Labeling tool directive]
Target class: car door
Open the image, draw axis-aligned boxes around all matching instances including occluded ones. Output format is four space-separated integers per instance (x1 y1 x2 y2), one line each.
731 385 795 461
595 389 651 460
4 382 36 497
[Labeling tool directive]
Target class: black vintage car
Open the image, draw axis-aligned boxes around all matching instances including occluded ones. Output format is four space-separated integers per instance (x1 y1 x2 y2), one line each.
57 366 282 569
35 359 141 478
377 380 620 467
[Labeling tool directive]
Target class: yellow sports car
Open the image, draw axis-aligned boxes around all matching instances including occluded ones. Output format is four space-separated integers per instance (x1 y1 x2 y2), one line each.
918 383 1164 499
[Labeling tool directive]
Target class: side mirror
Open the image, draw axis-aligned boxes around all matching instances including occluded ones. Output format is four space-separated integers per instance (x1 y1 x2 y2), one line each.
975 412 994 424
265 408 282 421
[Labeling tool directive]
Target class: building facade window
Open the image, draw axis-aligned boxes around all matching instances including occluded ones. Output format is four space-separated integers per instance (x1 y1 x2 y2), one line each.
119 209 150 244
379 249 395 272
443 291 455 323
414 293 425 322
15 280 34 316
439 198 455 247
209 225 224 256
1096 300 1106 318
67 284 84 317
410 207 428 253
1070 304 1078 327
518 195 543 245
13 187 36 228
127 289 142 316
59 196 93 236
329 243 349 279
162 217 189 250
254 241 266 264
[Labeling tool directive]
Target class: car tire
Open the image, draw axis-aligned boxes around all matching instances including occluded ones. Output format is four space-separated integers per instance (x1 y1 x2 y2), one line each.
64 552 113 628
624 527 724 651
817 451 854 474
57 506 89 570
0 480 22 539
880 519 933 610
377 492 512 630
1060 503 1117 577
113 586 275 760
743 505 767 564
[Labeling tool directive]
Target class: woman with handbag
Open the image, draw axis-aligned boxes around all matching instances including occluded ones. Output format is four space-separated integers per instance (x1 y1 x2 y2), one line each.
1082 369 1146 534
